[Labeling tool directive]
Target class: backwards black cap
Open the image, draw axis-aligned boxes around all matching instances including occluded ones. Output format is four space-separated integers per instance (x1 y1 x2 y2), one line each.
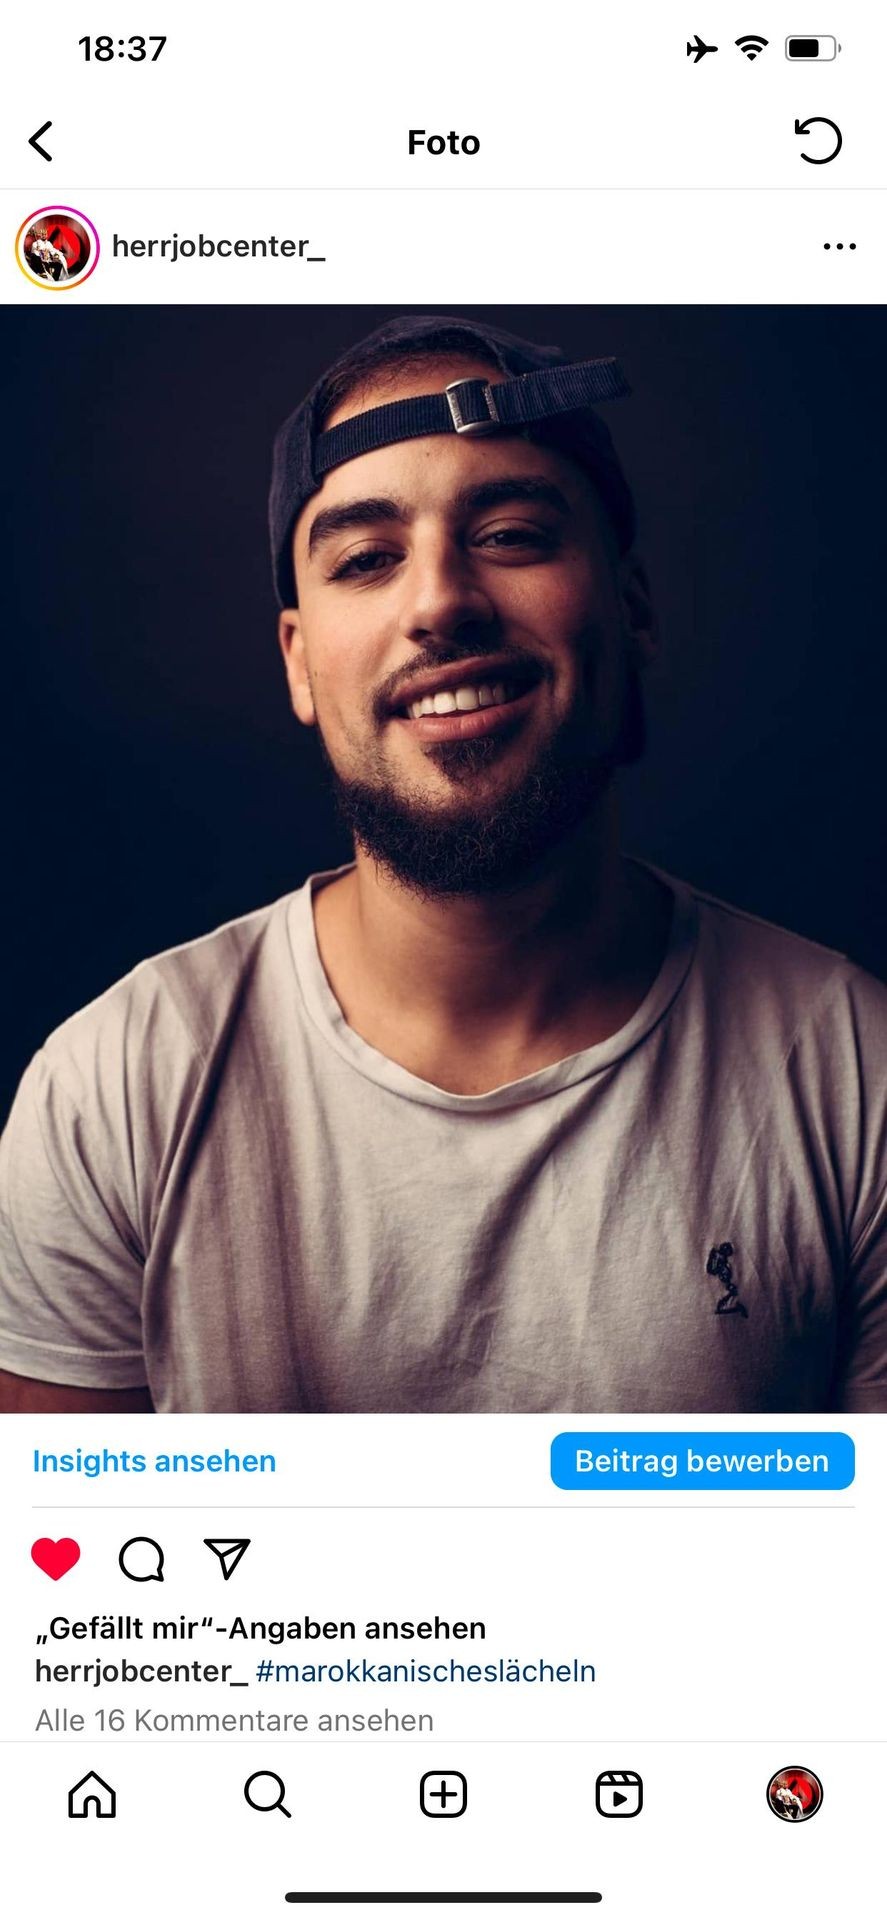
268 315 636 606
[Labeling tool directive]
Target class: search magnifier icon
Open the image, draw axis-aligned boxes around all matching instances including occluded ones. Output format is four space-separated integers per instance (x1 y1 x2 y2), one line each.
244 1770 292 1817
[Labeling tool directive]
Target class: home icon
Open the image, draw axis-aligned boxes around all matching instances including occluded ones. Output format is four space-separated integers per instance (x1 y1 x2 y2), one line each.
68 1771 117 1819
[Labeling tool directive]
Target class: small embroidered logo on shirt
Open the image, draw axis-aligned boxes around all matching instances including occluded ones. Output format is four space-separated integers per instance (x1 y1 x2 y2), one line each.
706 1241 749 1318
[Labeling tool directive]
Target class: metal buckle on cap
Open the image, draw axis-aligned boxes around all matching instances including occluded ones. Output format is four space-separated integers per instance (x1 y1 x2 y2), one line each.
445 378 501 435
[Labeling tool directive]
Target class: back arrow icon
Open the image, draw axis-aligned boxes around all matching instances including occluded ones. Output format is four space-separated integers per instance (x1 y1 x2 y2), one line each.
794 116 842 164
29 120 53 161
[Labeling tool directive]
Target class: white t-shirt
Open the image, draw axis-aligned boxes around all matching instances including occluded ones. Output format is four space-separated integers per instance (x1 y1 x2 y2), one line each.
1 865 884 1412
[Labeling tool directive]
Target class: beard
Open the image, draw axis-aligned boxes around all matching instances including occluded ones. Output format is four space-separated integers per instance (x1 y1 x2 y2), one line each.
319 672 645 899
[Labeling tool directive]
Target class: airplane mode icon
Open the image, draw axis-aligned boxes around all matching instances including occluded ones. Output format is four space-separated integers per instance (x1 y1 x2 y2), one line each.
687 35 718 63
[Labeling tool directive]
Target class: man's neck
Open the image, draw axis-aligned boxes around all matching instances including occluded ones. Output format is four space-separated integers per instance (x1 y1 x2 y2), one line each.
312 802 673 1095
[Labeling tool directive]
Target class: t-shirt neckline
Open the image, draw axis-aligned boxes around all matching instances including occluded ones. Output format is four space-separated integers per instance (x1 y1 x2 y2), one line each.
287 859 699 1111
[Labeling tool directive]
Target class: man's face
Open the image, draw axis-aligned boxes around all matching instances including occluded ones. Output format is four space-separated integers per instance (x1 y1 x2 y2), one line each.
279 358 655 893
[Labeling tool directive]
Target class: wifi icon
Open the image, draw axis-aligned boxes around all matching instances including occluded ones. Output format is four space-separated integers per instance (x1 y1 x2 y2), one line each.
736 34 769 60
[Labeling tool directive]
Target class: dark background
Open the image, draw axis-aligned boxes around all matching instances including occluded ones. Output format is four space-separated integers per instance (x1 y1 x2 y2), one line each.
2 304 885 1120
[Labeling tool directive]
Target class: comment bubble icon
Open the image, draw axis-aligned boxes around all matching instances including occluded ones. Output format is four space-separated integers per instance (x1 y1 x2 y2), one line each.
118 1536 165 1582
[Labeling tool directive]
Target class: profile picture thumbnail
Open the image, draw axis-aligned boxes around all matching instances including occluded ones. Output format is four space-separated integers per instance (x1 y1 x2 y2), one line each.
16 207 99 289
766 1765 823 1822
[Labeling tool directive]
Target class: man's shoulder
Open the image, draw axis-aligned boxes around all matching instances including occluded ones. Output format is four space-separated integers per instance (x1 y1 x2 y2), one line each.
39 888 306 1103
680 872 886 1048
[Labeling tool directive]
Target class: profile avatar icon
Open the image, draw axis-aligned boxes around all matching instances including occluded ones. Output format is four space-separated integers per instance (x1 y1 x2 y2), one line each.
16 206 100 289
766 1765 823 1822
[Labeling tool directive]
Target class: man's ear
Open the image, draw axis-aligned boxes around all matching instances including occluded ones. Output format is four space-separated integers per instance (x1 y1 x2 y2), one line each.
618 553 658 670
278 609 316 726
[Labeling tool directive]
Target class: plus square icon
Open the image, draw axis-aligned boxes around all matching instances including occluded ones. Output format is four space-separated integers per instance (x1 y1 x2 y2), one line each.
420 1770 468 1817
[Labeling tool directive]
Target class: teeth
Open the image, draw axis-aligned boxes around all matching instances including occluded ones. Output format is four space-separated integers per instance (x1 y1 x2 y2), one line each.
407 680 516 720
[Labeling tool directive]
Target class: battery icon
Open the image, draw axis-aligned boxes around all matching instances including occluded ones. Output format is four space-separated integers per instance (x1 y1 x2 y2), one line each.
785 35 840 59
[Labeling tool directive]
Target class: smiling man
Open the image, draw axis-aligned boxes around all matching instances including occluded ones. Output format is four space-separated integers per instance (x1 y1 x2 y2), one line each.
0 315 885 1414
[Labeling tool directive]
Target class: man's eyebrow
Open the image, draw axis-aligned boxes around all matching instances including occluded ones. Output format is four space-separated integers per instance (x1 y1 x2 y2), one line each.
453 477 571 517
307 496 406 557
305 476 571 560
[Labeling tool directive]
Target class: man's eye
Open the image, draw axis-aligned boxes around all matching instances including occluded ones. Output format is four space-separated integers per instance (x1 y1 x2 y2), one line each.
476 525 556 552
329 547 397 581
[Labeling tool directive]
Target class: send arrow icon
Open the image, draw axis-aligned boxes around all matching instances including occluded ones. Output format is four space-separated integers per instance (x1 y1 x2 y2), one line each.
204 1538 251 1580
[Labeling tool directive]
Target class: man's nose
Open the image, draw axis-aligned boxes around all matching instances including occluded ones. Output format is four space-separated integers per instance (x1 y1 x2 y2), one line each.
398 540 497 650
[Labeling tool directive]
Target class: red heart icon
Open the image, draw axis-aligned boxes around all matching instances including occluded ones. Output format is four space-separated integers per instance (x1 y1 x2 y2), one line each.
31 1537 80 1580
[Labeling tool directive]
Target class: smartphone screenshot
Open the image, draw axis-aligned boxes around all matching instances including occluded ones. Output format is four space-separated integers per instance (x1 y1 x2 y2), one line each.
1 5 885 1914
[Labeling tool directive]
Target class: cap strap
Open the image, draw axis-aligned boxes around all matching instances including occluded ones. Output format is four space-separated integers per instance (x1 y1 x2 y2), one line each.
313 357 630 478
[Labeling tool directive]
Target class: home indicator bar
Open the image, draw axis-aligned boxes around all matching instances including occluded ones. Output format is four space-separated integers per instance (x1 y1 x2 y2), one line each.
284 1898 603 1907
